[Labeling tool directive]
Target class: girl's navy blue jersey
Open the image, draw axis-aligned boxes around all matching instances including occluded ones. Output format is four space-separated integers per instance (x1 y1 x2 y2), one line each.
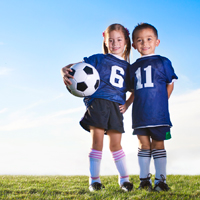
83 54 130 107
129 55 178 129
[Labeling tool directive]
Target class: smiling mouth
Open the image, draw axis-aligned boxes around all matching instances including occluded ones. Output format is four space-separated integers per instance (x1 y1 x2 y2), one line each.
142 47 150 51
113 47 120 51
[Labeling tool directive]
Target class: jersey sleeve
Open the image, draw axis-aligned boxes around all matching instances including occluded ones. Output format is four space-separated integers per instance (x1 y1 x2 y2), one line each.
162 57 178 84
83 54 104 68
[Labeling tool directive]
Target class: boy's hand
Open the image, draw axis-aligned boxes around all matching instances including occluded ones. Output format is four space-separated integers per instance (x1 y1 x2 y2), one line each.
61 64 74 86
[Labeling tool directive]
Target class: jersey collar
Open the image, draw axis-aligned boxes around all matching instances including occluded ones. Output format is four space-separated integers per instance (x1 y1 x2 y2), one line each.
109 53 124 60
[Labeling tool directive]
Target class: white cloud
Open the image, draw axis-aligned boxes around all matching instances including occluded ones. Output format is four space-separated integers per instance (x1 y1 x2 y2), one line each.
164 89 200 174
0 67 12 75
0 108 7 114
0 89 200 175
169 88 200 133
0 106 85 131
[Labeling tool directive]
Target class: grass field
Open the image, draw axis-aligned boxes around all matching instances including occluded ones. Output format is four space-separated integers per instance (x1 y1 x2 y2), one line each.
0 175 200 199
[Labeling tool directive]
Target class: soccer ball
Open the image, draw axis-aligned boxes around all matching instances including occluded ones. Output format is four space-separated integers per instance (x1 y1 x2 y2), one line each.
67 63 100 97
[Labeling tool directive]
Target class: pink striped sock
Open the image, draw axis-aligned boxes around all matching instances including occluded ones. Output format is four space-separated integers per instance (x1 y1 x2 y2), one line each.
89 149 102 184
112 149 129 185
112 149 125 161
89 148 102 159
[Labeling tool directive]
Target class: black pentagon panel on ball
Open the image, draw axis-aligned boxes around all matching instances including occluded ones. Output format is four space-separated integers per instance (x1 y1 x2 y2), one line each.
94 80 100 90
69 68 75 76
83 66 93 75
77 82 88 91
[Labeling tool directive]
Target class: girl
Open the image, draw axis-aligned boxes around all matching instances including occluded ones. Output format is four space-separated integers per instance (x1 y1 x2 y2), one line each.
61 24 133 192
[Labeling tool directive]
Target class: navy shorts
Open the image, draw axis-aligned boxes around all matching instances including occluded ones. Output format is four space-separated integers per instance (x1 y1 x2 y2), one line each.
133 126 171 141
80 98 124 134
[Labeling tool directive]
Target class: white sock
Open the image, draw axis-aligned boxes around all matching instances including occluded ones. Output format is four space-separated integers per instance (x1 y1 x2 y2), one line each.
112 149 129 185
138 148 151 182
152 149 167 184
89 148 102 184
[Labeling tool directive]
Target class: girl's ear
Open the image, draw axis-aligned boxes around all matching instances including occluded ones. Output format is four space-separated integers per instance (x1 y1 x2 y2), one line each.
104 40 108 48
132 43 137 49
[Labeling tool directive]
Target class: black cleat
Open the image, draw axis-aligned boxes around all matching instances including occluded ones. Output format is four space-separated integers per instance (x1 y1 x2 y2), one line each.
154 174 170 192
120 182 133 192
89 182 105 192
138 173 152 191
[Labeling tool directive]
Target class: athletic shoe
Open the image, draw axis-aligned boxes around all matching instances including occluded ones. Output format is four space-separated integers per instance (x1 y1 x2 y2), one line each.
89 182 105 192
120 182 133 192
138 173 152 191
154 174 170 192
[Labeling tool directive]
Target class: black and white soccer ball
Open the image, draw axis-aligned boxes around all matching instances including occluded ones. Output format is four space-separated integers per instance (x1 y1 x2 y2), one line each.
67 63 100 97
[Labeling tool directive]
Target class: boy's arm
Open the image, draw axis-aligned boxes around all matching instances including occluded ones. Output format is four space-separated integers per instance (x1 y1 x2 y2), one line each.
167 82 174 99
125 91 135 108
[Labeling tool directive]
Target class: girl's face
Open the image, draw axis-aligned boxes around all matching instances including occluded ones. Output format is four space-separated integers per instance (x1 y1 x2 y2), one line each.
105 30 126 57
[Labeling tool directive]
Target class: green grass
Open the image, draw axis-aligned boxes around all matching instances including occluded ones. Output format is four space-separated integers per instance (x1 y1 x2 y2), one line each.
0 175 200 199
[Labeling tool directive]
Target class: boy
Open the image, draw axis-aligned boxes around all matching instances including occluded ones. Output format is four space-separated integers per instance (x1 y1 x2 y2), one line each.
125 23 178 191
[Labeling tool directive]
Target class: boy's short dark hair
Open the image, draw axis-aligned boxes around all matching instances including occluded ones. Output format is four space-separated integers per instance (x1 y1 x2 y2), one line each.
132 23 158 41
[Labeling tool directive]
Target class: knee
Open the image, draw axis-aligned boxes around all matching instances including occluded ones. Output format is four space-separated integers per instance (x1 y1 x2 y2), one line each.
109 143 122 152
92 141 103 151
139 143 151 150
151 140 165 150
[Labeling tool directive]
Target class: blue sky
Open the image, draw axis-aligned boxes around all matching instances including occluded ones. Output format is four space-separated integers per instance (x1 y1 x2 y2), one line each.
0 0 200 175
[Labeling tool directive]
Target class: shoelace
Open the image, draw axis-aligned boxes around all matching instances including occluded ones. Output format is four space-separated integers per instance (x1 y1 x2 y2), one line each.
156 174 170 190
147 173 152 180
160 174 166 182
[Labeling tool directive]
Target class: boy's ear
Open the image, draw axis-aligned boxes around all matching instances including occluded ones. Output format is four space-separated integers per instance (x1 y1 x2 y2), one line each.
156 39 160 47
132 43 137 49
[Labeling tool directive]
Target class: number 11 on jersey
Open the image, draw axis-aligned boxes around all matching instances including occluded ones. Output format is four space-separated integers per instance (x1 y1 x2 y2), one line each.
135 65 154 90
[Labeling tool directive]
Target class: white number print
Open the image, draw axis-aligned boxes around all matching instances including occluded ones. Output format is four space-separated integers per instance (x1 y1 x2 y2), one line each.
135 65 154 90
110 65 124 88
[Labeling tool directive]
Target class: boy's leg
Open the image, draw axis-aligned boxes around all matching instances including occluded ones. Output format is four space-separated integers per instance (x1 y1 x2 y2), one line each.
151 140 170 191
151 140 166 183
107 130 133 191
137 135 152 190
137 135 151 179
89 126 104 191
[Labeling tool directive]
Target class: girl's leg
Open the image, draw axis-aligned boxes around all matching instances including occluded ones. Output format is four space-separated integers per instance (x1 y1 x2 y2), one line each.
137 135 152 180
107 130 130 186
89 126 104 185
151 140 167 185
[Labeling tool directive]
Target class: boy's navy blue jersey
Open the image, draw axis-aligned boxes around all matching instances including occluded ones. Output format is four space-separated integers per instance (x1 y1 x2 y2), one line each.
83 54 130 107
129 55 178 129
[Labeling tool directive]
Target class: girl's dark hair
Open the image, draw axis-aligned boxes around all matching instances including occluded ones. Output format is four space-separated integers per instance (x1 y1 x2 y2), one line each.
132 23 158 41
103 23 131 63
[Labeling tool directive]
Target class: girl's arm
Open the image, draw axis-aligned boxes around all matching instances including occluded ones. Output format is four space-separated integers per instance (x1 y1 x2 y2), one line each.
119 91 134 114
61 62 81 86
167 82 174 99
61 64 74 86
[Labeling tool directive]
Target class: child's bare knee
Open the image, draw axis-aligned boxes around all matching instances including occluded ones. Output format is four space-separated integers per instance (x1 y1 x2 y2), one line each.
109 143 122 152
151 140 165 149
139 143 151 149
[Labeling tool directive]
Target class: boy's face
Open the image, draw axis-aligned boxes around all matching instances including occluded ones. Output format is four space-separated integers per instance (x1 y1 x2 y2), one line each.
132 28 160 56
